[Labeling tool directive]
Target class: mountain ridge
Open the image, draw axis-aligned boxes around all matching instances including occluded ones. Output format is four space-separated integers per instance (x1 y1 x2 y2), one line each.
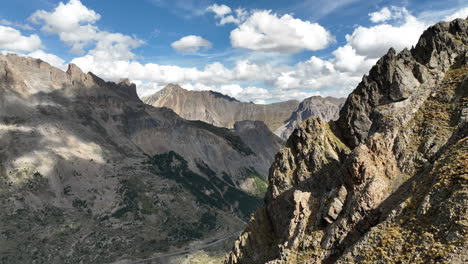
226 17 468 264
0 53 282 263
143 84 345 140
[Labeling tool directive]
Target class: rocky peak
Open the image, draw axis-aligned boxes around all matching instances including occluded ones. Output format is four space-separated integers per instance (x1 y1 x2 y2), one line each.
143 85 301 133
226 17 468 264
337 18 468 148
162 83 184 92
412 17 468 69
66 63 84 81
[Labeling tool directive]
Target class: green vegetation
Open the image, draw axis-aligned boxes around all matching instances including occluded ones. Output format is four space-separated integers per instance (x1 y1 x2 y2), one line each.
25 172 47 189
167 211 218 242
144 151 262 219
253 176 268 194
112 177 155 219
244 168 269 198
72 198 87 210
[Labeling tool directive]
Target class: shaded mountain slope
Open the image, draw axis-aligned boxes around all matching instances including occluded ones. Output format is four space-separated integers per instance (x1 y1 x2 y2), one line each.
0 53 282 263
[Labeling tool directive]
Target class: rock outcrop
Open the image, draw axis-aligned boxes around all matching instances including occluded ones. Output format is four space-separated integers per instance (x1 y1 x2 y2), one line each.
143 85 344 140
226 18 468 264
0 53 282 263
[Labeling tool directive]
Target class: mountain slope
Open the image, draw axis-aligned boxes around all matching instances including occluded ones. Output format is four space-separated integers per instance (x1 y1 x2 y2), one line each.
226 18 468 264
0 54 282 263
144 84 345 140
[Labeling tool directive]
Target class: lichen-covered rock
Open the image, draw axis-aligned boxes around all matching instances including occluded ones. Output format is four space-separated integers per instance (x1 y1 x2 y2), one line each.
226 18 468 264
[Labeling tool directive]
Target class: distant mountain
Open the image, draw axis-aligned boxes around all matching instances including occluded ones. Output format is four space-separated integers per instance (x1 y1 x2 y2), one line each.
275 96 345 139
0 54 283 263
143 84 300 134
226 18 468 264
143 84 344 140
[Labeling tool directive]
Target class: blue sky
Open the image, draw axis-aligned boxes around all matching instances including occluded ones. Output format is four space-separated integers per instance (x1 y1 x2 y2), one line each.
0 0 467 103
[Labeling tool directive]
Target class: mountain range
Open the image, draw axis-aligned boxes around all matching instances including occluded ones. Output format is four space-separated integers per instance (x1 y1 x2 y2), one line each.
0 54 285 263
143 84 344 140
0 15 466 264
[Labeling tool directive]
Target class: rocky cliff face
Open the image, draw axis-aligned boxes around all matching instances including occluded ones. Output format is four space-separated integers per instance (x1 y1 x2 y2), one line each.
275 96 345 140
226 18 468 264
143 85 345 140
0 54 282 263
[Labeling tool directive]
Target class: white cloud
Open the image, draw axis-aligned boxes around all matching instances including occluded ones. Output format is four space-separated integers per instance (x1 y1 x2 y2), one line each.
369 7 392 23
0 25 42 52
208 6 249 25
171 35 212 53
30 0 101 54
88 32 143 61
0 19 34 30
443 7 468 21
346 12 427 58
332 45 376 73
54 2 468 102
230 10 334 53
219 14 240 25
29 0 143 59
206 4 232 17
369 6 408 23
28 50 67 69
208 5 334 53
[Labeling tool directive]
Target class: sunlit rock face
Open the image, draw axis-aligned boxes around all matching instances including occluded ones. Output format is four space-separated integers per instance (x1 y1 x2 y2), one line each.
0 53 283 263
226 18 468 264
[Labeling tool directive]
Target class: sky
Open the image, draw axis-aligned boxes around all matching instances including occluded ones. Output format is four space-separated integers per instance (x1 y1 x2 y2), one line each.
0 0 467 103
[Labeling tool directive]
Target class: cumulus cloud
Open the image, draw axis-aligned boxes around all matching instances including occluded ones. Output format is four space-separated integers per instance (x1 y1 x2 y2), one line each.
369 6 408 23
0 25 42 52
0 19 34 30
208 4 334 52
35 1 468 102
230 10 334 53
332 45 376 73
30 0 100 54
207 4 248 25
369 7 392 23
88 32 143 61
219 9 249 25
28 50 67 69
347 9 427 58
30 0 142 57
171 35 212 53
206 4 232 17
